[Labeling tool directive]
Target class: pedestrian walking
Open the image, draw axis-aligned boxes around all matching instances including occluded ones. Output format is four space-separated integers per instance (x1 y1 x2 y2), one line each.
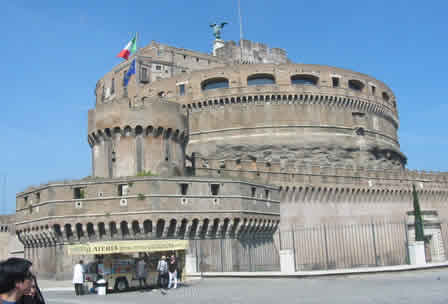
72 260 85 296
156 256 168 289
136 257 147 291
168 255 178 289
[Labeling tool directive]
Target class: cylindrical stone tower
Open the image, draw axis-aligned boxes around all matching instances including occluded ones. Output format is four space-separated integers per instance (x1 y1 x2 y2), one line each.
139 63 407 170
87 98 188 178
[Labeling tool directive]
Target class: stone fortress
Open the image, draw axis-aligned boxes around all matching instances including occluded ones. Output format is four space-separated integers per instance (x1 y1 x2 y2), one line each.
14 35 448 278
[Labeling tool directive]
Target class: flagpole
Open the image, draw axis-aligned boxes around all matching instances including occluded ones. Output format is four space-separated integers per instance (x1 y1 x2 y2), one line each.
238 0 244 63
135 32 139 85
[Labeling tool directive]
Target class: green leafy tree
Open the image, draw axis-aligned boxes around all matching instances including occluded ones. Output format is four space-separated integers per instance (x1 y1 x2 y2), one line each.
412 184 425 242
137 170 155 177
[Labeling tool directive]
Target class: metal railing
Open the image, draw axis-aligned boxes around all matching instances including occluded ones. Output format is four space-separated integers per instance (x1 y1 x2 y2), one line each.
191 237 280 272
188 221 448 273
279 222 409 271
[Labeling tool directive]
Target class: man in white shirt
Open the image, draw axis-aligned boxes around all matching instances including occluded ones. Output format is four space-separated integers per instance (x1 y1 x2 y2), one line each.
72 260 85 296
156 256 168 289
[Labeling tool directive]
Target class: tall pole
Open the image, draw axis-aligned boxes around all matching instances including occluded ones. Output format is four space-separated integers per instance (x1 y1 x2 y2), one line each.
238 0 244 63
2 176 6 215
238 0 244 41
135 32 140 84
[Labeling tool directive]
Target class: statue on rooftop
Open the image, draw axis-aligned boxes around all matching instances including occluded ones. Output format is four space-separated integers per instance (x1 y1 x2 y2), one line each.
210 22 228 40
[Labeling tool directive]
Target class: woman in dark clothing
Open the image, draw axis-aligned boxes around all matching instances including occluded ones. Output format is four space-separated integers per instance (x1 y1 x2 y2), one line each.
18 275 45 304
167 255 178 289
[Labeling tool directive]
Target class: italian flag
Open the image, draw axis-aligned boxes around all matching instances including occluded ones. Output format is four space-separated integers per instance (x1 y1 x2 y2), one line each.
117 35 137 60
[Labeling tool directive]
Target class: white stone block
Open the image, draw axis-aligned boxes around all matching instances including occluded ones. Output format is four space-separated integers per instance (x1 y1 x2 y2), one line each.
185 254 197 274
409 241 426 265
280 249 295 273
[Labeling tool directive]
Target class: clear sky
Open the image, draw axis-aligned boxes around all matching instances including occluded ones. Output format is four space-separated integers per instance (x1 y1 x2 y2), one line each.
1 0 447 214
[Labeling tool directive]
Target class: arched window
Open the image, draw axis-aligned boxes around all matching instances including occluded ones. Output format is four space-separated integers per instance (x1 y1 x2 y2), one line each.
201 77 229 91
291 74 319 86
247 74 275 86
348 79 364 91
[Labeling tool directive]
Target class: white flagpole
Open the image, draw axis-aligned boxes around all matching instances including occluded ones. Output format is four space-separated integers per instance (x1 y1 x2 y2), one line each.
238 0 244 63
238 0 244 40
135 32 139 84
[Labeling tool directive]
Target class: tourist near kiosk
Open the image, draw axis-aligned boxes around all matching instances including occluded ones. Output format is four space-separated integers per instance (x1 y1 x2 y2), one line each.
67 239 188 293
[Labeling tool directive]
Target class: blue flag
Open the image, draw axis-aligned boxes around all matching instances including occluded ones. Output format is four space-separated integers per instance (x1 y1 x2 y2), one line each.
123 59 136 87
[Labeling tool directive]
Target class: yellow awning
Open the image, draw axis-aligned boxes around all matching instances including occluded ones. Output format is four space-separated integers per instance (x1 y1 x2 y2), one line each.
67 239 189 256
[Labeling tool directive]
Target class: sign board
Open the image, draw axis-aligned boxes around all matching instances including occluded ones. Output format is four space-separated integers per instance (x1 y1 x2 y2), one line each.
67 239 189 256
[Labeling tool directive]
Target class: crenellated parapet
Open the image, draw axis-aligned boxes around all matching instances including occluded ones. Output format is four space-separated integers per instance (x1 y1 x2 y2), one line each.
88 125 188 147
194 158 448 190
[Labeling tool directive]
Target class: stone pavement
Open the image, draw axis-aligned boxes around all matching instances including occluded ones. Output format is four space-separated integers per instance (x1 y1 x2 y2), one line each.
41 268 448 304
38 261 448 291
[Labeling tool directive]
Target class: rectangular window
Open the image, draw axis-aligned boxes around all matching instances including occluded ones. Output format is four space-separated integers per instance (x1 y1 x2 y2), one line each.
180 183 189 196
122 70 127 87
73 187 85 199
156 65 161 71
141 67 148 83
111 78 115 94
265 190 270 200
371 85 376 95
118 184 129 196
373 117 379 130
332 77 339 88
210 184 220 196
35 192 40 203
251 187 256 198
179 84 185 96
24 196 28 205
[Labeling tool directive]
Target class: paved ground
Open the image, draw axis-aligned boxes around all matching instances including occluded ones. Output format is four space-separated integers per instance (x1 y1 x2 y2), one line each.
42 268 448 304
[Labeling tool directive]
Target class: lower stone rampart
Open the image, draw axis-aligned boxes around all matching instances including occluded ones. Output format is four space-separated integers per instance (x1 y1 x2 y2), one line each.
194 158 448 227
15 177 280 278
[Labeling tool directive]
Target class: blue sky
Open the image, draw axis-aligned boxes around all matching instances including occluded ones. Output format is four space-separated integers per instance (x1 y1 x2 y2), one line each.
1 0 447 214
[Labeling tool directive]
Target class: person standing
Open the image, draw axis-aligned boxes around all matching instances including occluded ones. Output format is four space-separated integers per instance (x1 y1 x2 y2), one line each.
167 255 178 289
156 256 168 289
136 257 147 291
72 260 85 296
0 258 34 304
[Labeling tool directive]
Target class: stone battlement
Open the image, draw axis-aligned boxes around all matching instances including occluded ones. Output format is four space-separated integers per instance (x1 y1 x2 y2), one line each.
215 39 289 64
194 157 448 189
